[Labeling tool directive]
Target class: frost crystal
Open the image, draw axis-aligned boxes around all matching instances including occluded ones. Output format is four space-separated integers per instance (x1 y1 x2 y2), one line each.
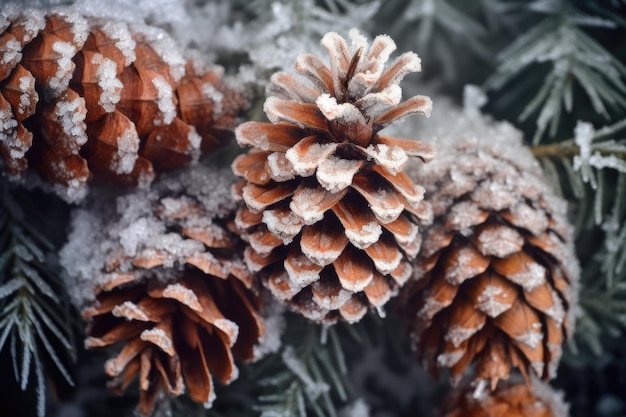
151 75 176 126
476 285 511 317
49 41 76 96
100 20 136 65
92 54 123 113
50 95 89 155
110 127 139 174
282 345 329 399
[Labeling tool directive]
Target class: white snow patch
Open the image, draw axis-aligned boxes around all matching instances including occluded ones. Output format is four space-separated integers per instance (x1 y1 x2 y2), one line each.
368 188 404 224
1 39 21 65
49 41 77 96
285 141 337 177
444 247 486 285
316 93 367 125
92 54 123 113
313 287 353 310
445 324 483 347
289 188 329 225
17 75 36 116
364 144 408 175
267 152 296 182
436 350 464 367
112 301 149 321
54 97 88 153
508 203 548 235
100 20 136 65
371 250 402 275
316 156 360 192
509 262 546 292
446 201 485 230
140 327 173 354
151 75 176 126
132 23 186 83
345 221 382 249
263 209 304 244
201 81 224 117
61 11 89 46
110 127 139 174
284 257 321 288
162 283 201 311
515 323 543 349
477 226 523 258
476 285 511 317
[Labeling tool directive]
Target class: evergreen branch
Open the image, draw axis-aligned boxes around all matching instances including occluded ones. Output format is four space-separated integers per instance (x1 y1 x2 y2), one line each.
252 315 352 417
0 183 76 417
380 0 490 83
485 1 626 144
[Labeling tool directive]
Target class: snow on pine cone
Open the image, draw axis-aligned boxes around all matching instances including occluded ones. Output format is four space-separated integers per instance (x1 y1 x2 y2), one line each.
232 29 434 324
60 165 264 416
442 378 569 417
0 5 246 202
403 106 579 389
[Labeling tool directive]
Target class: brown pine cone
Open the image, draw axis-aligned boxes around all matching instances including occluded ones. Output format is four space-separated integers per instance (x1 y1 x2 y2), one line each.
232 29 434 324
403 114 578 388
60 165 264 416
442 379 569 417
0 5 246 202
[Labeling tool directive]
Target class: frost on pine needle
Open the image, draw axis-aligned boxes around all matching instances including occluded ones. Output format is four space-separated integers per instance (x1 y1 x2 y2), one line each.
572 120 626 189
0 182 76 417
282 345 330 400
241 0 381 77
338 398 370 417
485 0 626 143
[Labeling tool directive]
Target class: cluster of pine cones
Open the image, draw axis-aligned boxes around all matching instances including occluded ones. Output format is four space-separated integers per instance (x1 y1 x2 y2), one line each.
2 6 577 417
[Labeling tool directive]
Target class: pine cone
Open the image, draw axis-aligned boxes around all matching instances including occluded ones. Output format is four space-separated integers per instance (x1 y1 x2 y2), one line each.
232 29 434 323
0 6 246 202
442 379 569 417
61 166 264 415
403 117 578 388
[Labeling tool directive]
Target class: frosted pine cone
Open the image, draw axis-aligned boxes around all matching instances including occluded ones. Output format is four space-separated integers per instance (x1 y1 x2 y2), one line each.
60 166 264 416
403 108 578 388
232 29 434 324
442 378 569 417
0 6 246 202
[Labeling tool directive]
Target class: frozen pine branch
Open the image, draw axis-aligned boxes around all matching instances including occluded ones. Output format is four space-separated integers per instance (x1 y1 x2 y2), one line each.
0 182 76 417
377 0 490 84
251 315 352 417
532 119 626 226
486 0 626 144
